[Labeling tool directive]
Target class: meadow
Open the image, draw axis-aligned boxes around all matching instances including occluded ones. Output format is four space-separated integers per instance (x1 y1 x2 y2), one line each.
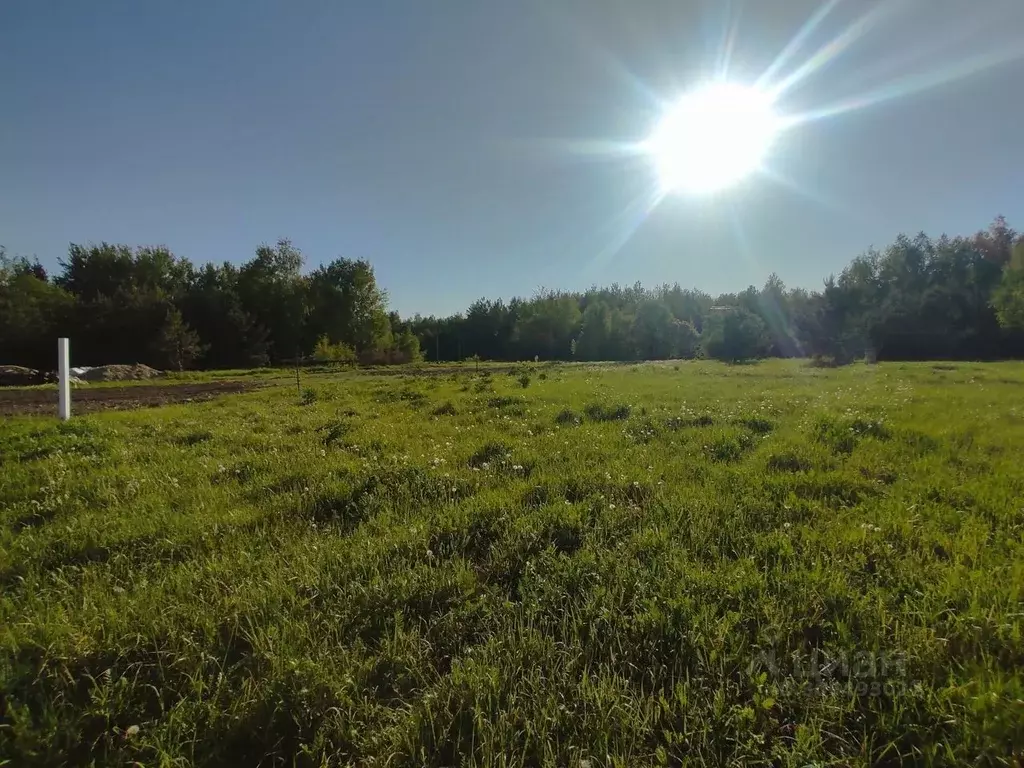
1 360 1023 766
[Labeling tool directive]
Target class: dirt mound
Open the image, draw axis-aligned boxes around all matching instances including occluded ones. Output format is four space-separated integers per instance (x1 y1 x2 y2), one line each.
78 364 164 382
0 365 42 387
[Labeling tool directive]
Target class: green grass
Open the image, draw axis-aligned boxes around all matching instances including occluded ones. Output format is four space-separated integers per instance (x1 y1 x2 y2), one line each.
2 360 1023 766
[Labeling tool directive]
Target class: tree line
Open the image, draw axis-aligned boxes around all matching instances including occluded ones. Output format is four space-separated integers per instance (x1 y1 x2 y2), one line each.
2 217 1024 371
401 216 1024 364
0 239 419 371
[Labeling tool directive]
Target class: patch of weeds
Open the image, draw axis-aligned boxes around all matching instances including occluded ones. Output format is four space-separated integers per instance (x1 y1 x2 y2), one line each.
429 511 505 563
583 402 631 422
376 386 429 408
735 416 775 434
522 485 551 508
2 421 109 462
10 508 59 532
264 472 315 495
664 414 714 430
300 388 318 405
212 460 260 485
400 389 429 408
517 373 531 388
538 372 548 380
317 420 352 447
624 417 659 444
790 473 879 507
705 433 753 462
605 479 655 507
813 415 891 454
432 401 458 416
173 429 213 447
766 450 812 473
487 396 523 410
544 519 584 555
859 465 899 485
898 428 940 455
486 396 526 416
554 408 581 426
311 467 476 527
468 442 512 468
523 477 654 509
925 486 975 509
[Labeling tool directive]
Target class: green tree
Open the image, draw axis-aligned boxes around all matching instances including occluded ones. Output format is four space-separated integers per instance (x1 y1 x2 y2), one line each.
152 308 205 371
0 250 75 369
670 319 700 359
992 242 1024 331
631 300 676 359
395 328 423 363
516 293 581 360
180 262 269 368
701 308 768 362
306 257 391 356
237 239 309 363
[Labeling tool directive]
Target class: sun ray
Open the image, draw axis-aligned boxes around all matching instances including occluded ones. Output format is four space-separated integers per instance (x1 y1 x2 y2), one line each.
758 165 850 216
766 0 905 100
789 42 1024 124
712 0 743 81
756 0 846 90
585 184 667 275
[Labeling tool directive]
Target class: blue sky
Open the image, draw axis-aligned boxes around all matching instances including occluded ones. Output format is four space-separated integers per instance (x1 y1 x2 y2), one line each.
2 0 1023 316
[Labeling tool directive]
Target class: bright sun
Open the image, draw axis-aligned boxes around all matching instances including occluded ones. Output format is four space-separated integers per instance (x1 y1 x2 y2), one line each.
645 82 781 195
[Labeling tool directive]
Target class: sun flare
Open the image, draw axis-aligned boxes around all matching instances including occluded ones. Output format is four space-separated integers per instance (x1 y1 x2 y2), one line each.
645 82 782 195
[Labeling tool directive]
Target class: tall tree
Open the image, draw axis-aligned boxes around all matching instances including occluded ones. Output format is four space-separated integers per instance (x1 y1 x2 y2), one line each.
992 242 1024 331
701 308 768 363
152 308 205 371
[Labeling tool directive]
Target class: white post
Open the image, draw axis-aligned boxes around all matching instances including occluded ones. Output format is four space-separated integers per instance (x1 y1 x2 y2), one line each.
58 337 70 420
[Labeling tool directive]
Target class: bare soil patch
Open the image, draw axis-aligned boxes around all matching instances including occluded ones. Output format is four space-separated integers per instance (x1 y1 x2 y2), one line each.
0 381 258 416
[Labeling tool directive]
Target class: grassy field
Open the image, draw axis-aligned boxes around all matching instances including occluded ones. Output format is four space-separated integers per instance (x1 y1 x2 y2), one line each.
2 360 1023 766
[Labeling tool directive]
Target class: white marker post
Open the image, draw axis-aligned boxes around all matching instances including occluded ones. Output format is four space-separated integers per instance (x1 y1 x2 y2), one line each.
57 337 71 420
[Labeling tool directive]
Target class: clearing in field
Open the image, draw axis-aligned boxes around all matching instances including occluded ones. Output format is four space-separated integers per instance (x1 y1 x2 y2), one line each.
1 360 1023 765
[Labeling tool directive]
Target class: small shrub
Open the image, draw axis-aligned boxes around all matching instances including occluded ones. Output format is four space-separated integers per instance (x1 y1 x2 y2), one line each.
488 396 524 410
468 442 512 468
317 420 351 447
554 408 581 426
584 403 631 422
767 451 812 473
300 388 318 405
432 401 458 416
174 430 213 447
625 417 659 444
735 416 775 434
312 335 357 363
518 373 531 388
813 415 891 454
665 414 714 430
706 435 748 462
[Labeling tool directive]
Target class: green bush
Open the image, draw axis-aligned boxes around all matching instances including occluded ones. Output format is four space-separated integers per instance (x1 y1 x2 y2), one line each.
312 335 357 363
